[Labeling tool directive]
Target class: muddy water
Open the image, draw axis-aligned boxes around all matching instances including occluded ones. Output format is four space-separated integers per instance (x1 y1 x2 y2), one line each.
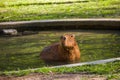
0 30 120 71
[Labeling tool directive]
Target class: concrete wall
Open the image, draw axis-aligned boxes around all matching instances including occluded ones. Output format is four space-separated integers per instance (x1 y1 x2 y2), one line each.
0 19 120 31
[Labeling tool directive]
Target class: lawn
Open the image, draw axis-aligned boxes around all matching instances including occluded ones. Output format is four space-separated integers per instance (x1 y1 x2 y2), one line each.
1 61 120 80
0 0 120 22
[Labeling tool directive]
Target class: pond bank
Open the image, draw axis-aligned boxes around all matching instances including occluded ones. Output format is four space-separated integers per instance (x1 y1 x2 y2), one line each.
0 19 120 31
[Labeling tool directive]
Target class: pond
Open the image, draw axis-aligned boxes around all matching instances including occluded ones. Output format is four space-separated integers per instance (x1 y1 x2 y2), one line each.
0 30 120 71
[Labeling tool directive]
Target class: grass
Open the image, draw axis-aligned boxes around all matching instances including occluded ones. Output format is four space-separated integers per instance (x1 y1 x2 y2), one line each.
0 0 120 22
1 61 120 80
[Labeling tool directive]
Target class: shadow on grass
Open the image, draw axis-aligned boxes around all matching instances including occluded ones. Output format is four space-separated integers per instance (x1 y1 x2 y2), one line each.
0 0 88 7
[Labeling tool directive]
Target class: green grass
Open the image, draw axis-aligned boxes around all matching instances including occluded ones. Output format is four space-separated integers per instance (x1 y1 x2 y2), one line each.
0 0 120 22
1 61 120 80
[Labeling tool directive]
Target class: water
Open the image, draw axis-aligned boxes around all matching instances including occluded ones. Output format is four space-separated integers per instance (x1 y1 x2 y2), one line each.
0 30 120 71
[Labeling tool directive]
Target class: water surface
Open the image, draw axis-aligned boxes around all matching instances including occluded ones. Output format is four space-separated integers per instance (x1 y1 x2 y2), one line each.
0 30 120 71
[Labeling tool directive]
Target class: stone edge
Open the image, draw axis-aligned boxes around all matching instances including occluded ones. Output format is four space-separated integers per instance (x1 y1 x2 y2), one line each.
0 19 120 31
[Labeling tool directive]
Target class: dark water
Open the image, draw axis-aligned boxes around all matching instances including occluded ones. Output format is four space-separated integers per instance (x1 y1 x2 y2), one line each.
0 30 120 71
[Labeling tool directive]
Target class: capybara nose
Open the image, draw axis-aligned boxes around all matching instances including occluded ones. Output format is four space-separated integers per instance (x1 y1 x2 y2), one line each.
63 37 66 40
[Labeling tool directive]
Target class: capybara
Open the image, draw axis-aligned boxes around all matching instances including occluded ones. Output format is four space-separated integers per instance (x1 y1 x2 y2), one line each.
40 34 80 62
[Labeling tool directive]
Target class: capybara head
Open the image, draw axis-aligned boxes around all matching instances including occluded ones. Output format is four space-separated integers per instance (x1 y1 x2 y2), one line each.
60 34 77 49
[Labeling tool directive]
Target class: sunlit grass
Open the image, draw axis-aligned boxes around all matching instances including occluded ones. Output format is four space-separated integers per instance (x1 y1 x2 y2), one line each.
1 61 120 80
0 0 120 22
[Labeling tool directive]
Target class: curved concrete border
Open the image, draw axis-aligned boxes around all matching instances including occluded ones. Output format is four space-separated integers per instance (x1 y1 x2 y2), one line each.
51 57 120 68
4 57 120 74
0 19 120 31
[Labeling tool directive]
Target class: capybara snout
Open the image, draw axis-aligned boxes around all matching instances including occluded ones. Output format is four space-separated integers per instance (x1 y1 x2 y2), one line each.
60 34 76 48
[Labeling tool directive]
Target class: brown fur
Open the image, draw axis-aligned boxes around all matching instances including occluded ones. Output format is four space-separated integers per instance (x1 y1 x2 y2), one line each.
40 34 80 62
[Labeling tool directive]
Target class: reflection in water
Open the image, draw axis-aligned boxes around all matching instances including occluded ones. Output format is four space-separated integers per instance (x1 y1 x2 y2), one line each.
0 30 120 71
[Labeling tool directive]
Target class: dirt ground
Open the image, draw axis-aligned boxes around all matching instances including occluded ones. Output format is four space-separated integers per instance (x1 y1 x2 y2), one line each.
0 73 107 80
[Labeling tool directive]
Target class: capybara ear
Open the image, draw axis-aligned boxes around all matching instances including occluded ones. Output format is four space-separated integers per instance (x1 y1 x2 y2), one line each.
71 34 75 38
